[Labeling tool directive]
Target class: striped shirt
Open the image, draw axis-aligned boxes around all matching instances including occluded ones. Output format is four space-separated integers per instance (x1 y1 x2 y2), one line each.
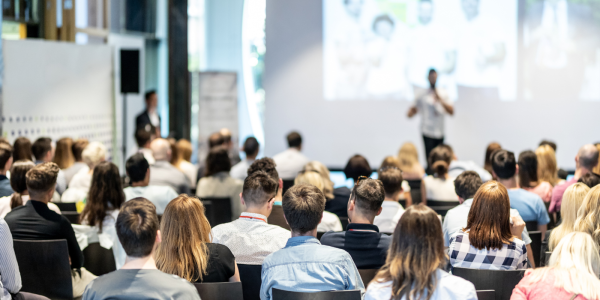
0 218 21 300
448 231 528 270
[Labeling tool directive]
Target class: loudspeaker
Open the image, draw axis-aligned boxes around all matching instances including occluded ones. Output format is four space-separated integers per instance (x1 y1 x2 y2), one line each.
120 49 140 94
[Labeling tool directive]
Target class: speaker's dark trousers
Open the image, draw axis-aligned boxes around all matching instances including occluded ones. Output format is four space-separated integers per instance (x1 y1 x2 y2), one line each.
423 134 444 174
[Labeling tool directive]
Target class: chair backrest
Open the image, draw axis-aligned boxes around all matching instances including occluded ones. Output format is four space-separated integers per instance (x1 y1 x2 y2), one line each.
62 211 81 224
358 269 378 286
426 200 460 207
317 231 325 240
194 282 243 300
282 179 295 196
339 217 349 231
541 251 552 267
268 205 291 230
406 179 422 204
476 290 496 300
83 242 116 276
528 231 542 267
52 202 77 211
430 206 456 217
452 267 525 300
525 221 538 232
272 288 361 300
13 239 73 300
200 197 232 227
238 264 263 300
398 199 407 208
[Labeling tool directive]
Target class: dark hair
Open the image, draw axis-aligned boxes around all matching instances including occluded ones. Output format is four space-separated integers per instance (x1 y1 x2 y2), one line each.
72 139 89 162
205 146 231 177
247 157 279 182
465 181 513 250
578 173 600 189
13 137 33 162
26 162 59 195
242 171 278 207
282 184 325 234
428 68 437 75
372 14 394 31
145 90 156 101
126 153 150 183
518 151 539 188
9 161 35 209
539 140 557 152
135 129 152 148
116 198 159 257
31 137 52 161
454 171 482 200
208 132 224 148
287 131 302 148
243 137 260 157
484 142 502 175
428 146 452 177
492 150 516 179
0 143 13 170
344 155 372 182
351 178 385 215
378 168 403 198
80 162 125 232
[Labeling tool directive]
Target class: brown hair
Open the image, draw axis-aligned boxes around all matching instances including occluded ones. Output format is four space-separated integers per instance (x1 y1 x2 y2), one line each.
13 137 32 162
167 138 181 167
351 178 385 215
25 162 60 195
72 139 89 162
379 168 403 198
205 146 231 177
453 171 482 200
484 142 502 175
282 184 325 234
156 195 212 282
464 181 513 250
116 198 159 257
9 161 35 209
242 170 278 207
518 150 539 188
428 146 452 177
53 137 74 169
176 139 193 162
373 205 445 300
0 143 13 170
80 162 125 232
31 137 52 161
344 154 371 182
247 157 279 182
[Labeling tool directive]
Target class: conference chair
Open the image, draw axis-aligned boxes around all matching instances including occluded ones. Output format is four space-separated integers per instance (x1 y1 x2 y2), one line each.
358 269 378 285
13 239 73 300
268 205 291 230
238 264 262 300
406 179 422 204
62 211 81 224
425 200 460 207
272 288 361 300
282 179 295 196
398 199 407 208
338 217 349 230
317 231 326 240
528 231 542 267
83 242 116 276
476 290 496 300
53 202 77 212
200 197 232 227
525 221 538 232
452 267 525 300
194 282 243 300
541 251 552 267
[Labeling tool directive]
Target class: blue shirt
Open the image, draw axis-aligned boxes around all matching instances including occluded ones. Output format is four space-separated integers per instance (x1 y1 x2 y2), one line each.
0 176 13 198
260 236 365 300
507 189 550 225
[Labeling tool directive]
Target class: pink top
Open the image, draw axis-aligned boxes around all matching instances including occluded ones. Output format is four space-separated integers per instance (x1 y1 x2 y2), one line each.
549 178 577 213
523 181 553 203
511 270 588 300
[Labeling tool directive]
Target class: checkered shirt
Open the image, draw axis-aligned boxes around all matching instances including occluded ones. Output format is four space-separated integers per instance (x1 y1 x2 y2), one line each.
448 231 528 270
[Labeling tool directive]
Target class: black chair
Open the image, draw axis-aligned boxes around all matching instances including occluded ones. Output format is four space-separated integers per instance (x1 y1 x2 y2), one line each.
476 290 496 300
238 264 262 300
317 231 326 240
426 200 460 207
62 211 81 224
452 267 525 300
282 179 295 196
398 199 407 208
268 205 291 230
541 251 552 267
525 221 538 232
358 269 378 286
272 288 361 300
528 231 542 267
339 217 349 230
53 202 77 211
194 282 243 300
406 179 422 204
13 239 73 300
83 242 116 276
431 206 456 217
200 197 232 227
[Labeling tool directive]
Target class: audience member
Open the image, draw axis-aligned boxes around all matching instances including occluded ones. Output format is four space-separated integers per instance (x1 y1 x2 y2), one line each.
365 205 477 300
5 163 94 297
550 144 599 213
174 139 198 189
196 131 226 180
303 161 335 200
0 161 61 217
511 232 600 300
156 195 240 283
594 142 600 175
220 128 241 165
197 146 243 218
294 170 342 232
483 142 502 176
124 154 178 215
445 144 492 182
260 184 364 299
574 185 600 247
327 154 372 218
273 131 309 180
31 137 67 194
0 143 14 197
12 137 32 162
448 181 528 270
134 129 155 165
578 172 600 189
321 177 391 269
535 144 561 186
547 183 589 251
63 139 89 184
79 162 125 230
379 156 412 204
247 158 284 203
539 140 569 180
519 150 553 202
492 150 550 237
230 136 259 181
53 137 74 170
149 138 191 194
373 166 405 233
62 142 107 202
82 198 200 300
422 146 458 203
397 142 425 180
135 90 161 137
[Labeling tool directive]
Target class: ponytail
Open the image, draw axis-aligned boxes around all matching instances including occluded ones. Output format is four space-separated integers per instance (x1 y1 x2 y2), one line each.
10 192 23 209
432 160 449 177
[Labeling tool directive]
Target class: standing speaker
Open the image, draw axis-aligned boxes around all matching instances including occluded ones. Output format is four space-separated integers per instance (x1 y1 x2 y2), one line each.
120 49 140 94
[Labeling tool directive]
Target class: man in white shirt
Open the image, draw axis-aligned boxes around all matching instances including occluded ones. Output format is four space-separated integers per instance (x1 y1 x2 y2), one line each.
273 132 309 180
407 69 454 172
230 137 260 181
124 154 178 215
211 170 290 265
443 144 492 182
149 139 191 194
373 167 405 233
134 129 156 166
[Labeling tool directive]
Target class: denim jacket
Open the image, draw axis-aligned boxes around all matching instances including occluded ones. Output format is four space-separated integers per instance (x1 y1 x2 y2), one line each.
260 236 365 300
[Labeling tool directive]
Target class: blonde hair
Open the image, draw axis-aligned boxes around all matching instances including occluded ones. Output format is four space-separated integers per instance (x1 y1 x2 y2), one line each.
524 232 600 300
295 171 325 193
177 139 193 162
397 142 420 170
303 161 334 199
53 137 74 169
549 183 590 250
82 142 107 168
575 185 600 246
594 144 600 175
536 145 559 186
155 195 211 282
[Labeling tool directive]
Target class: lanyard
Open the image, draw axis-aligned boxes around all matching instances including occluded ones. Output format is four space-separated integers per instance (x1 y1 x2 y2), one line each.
239 216 267 223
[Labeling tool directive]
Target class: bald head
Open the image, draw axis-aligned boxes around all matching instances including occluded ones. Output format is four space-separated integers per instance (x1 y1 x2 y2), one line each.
577 144 599 170
150 138 171 161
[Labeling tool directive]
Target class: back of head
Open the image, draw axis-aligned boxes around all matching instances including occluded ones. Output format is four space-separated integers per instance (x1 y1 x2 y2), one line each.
176 139 193 162
286 131 302 148
484 142 502 172
282 184 326 234
454 171 482 200
294 171 325 192
375 205 444 300
380 156 402 170
574 185 600 245
72 139 89 162
116 198 159 258
466 181 512 250
82 142 107 168
578 173 600 189
351 178 385 217
243 171 278 207
536 145 558 186
220 128 232 144
156 195 211 282
126 153 150 183
83 162 125 231
378 167 403 198
135 129 153 148
594 143 600 175
539 140 557 152
397 142 419 169
53 138 74 169
302 161 334 199
0 143 13 170
167 138 181 166
26 162 60 196
549 183 590 251
578 144 600 171
491 149 516 180
208 132 224 148
9 160 35 209
150 138 171 161
247 157 279 182
243 137 260 157
344 154 371 182
518 150 539 188
31 137 52 161
13 137 33 162
428 146 452 177
205 146 231 177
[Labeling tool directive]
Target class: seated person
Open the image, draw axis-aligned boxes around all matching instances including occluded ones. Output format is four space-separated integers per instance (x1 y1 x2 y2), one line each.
492 150 550 238
578 172 600 189
230 137 260 181
365 205 477 300
272 131 309 180
260 184 364 300
327 154 372 218
62 142 107 202
303 161 337 205
573 185 600 248
397 142 426 180
321 177 391 269
378 157 411 205
156 195 240 283
294 170 342 232
124 154 178 215
174 139 198 189
547 183 589 252
445 144 492 182
63 139 89 185
448 181 528 270
422 146 458 203
149 138 191 195
5 163 95 297
31 138 67 194
134 129 155 166
0 143 14 197
518 151 553 203
211 171 290 265
82 198 200 299
374 166 406 233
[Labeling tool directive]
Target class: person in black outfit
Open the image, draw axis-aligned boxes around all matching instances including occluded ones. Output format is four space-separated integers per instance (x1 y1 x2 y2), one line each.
320 176 391 269
327 155 372 218
135 90 161 137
